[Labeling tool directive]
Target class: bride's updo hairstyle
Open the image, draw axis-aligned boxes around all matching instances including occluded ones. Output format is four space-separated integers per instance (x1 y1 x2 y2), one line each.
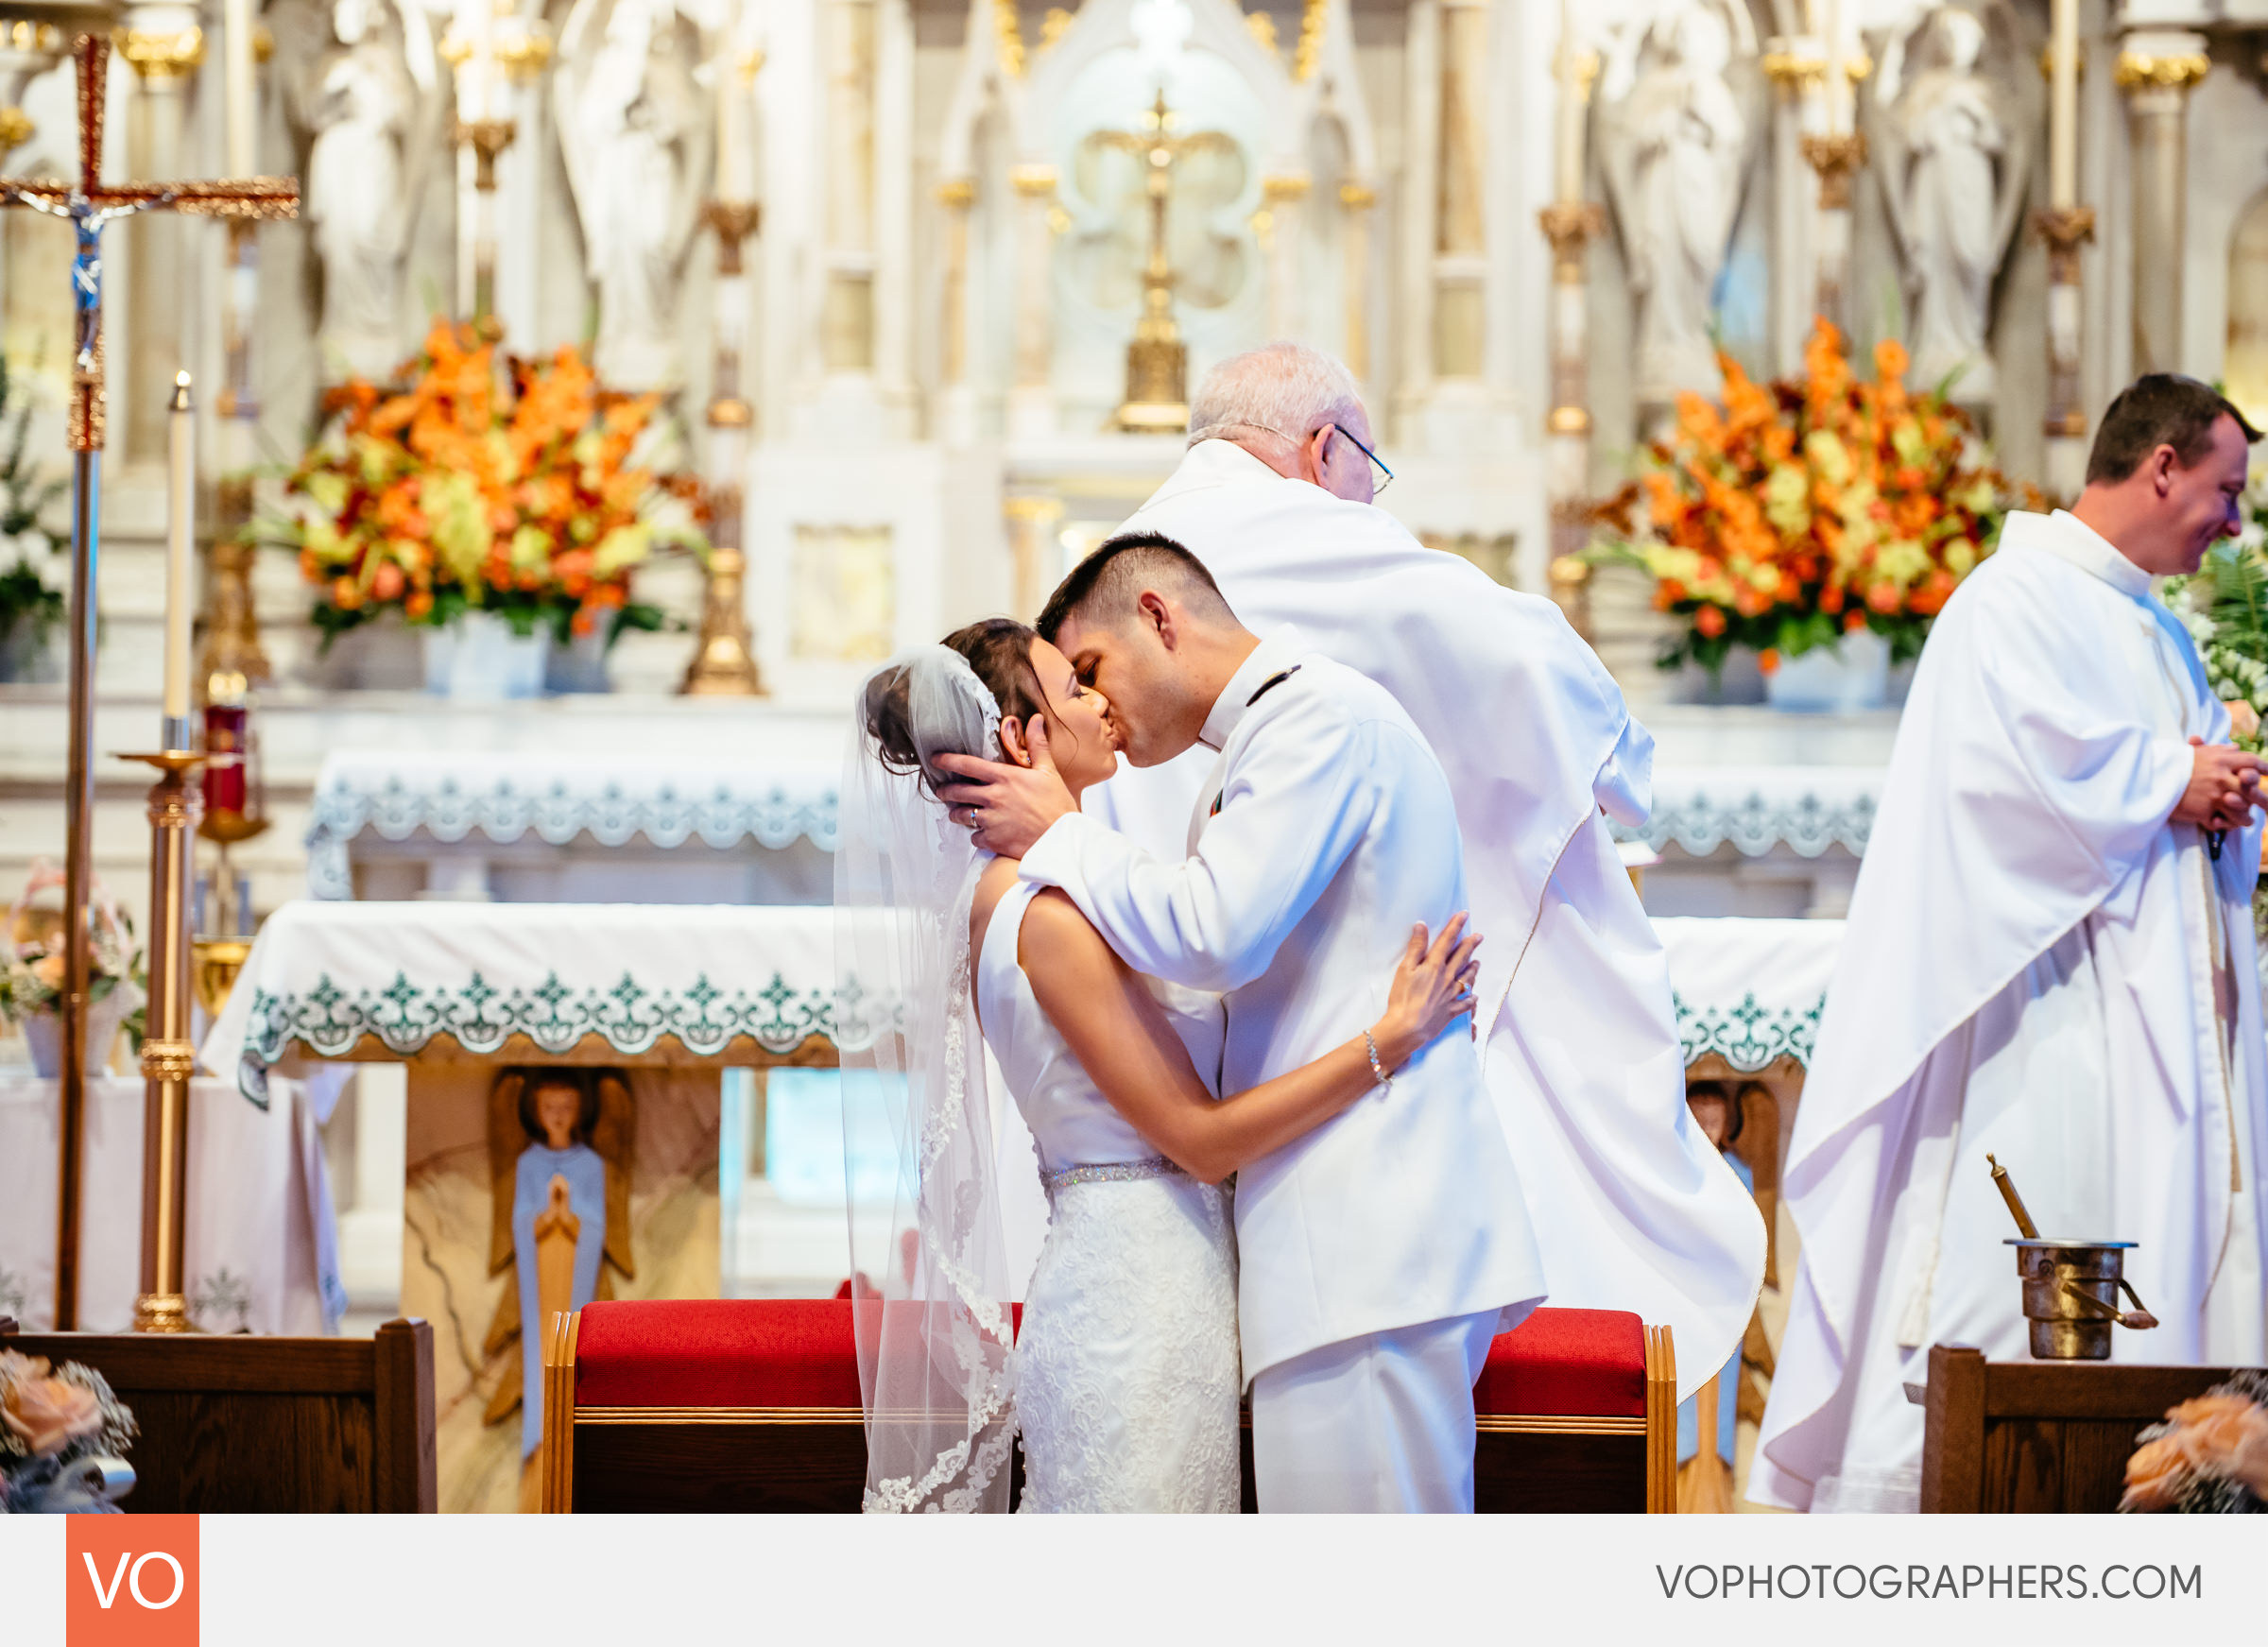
864 618 1054 797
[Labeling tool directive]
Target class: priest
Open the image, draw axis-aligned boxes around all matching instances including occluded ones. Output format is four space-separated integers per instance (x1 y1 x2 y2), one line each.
1075 342 1763 1400
1751 374 2268 1513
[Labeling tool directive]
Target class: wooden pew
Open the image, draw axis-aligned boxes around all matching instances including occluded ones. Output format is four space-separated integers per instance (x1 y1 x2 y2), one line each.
0 1317 437 1513
1919 1344 2237 1513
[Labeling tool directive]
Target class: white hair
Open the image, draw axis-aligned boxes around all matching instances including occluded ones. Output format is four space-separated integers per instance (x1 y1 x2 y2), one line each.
1186 341 1366 459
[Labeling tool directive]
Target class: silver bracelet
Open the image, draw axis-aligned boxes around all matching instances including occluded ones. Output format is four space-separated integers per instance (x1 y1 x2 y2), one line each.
1363 1028 1392 1095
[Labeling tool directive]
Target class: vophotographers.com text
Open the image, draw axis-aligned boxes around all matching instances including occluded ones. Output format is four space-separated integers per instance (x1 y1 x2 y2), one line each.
1656 1564 2203 1602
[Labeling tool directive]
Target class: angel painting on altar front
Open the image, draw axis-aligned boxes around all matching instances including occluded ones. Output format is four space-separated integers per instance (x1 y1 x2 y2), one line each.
481 1068 634 1501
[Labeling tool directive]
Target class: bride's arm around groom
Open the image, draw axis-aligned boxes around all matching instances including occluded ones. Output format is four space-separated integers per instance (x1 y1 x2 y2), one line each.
937 537 1547 1513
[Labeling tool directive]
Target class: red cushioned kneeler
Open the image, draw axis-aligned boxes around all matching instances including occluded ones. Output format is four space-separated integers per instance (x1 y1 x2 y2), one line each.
541 1301 1672 1513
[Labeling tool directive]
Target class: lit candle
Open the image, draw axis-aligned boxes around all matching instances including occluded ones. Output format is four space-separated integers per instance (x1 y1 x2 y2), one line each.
1554 1 1583 206
164 371 194 739
2050 0 2078 210
224 0 254 176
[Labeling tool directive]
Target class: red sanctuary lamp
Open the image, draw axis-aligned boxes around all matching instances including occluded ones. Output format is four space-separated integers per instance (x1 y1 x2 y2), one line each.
192 670 268 1022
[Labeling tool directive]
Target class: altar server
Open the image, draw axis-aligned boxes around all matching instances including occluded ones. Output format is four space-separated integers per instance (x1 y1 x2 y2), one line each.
1081 342 1763 1400
1751 375 2268 1513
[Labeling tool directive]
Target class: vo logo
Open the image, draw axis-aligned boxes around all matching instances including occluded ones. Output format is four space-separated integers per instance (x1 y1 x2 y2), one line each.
65 1516 198 1646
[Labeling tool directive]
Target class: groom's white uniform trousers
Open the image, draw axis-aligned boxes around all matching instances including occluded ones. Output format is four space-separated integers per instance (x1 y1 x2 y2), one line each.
1750 509 2268 1512
1019 627 1548 1511
1090 439 1766 1402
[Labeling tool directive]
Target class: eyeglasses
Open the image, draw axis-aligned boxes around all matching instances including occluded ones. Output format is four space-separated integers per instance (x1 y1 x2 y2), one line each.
1328 423 1394 496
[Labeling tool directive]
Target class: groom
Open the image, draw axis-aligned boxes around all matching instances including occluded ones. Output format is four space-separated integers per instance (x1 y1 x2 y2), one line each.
934 534 1547 1513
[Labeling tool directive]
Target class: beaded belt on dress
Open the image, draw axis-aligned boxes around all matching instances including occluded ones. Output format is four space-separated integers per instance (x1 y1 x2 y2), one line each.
1040 1156 1185 1193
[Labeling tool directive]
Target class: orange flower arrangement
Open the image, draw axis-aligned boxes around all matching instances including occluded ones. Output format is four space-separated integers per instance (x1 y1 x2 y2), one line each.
280 321 704 648
1597 320 2036 676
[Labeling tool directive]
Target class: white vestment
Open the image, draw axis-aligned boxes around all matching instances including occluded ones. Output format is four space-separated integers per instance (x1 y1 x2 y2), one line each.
1094 440 1764 1399
1019 631 1548 1508
1751 510 2268 1513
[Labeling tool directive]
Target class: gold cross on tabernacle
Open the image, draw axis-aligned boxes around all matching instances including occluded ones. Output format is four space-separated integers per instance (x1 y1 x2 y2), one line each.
0 33 297 452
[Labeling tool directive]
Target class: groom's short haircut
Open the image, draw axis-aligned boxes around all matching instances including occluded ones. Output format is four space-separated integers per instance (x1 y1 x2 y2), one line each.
1038 532 1236 643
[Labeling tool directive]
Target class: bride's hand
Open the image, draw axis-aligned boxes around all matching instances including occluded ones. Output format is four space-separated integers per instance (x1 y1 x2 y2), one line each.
1372 915 1483 1072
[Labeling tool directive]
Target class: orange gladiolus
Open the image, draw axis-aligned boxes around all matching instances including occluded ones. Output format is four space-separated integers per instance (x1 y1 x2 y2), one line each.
1694 605 1727 639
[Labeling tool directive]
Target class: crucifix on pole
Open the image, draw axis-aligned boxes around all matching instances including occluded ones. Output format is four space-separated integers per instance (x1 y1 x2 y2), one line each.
3 33 297 1329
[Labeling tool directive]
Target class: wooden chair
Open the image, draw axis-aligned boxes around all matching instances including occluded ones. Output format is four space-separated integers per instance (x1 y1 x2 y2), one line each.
1919 1344 2237 1513
541 1300 1676 1512
0 1317 437 1513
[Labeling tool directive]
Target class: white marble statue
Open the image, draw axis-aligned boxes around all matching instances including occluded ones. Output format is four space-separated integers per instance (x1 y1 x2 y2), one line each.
302 0 425 380
1876 5 2028 401
1598 0 1756 405
556 0 710 390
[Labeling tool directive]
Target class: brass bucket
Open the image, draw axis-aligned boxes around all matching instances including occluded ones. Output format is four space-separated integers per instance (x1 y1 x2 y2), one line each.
2006 1240 2155 1360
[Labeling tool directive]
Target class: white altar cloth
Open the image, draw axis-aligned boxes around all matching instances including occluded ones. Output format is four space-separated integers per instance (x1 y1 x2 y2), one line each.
303 748 840 899
1655 917 1844 1071
1614 768 1882 859
0 1074 342 1332
202 901 1845 1107
201 901 858 1102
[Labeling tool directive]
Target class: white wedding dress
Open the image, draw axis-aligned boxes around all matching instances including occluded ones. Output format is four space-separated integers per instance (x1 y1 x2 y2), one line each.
976 878 1244 1512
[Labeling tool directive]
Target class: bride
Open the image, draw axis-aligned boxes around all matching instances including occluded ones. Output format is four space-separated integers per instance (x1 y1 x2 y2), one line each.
841 619 1482 1512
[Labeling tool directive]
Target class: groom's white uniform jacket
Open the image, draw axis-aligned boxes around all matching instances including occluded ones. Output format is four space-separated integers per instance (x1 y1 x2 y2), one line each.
1019 627 1548 1379
1087 440 1765 1399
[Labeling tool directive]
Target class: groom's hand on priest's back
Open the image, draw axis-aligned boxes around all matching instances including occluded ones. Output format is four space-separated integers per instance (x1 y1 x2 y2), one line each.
935 717 1077 857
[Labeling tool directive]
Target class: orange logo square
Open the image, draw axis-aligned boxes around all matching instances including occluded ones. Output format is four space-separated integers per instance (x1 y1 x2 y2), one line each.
65 1515 198 1647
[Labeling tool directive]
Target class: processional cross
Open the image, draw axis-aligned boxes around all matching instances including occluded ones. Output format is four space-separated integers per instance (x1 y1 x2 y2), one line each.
5 34 298 1327
1099 88 1234 432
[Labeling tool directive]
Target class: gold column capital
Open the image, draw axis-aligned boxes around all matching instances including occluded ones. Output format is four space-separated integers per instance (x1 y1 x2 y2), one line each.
0 107 31 153
1538 200 1606 270
2115 49 2209 93
1800 131 1869 210
1338 179 1377 210
1761 49 1826 90
1263 172 1312 203
1010 163 1057 197
936 175 977 209
112 25 203 80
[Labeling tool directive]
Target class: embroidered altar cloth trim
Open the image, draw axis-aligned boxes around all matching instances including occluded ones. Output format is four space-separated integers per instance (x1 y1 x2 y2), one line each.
1613 764 1883 858
304 748 841 899
1655 916 1843 1072
199 901 868 1104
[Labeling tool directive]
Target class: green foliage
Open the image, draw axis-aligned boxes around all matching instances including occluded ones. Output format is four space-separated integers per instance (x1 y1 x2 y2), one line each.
0 353 67 655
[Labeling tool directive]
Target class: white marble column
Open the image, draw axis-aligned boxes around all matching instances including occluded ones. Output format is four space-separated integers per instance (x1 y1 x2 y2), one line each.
1006 163 1057 438
118 5 204 466
1394 0 1440 434
2117 30 2208 377
821 0 876 379
936 175 978 443
1339 180 1375 389
1261 173 1310 341
1761 40 1825 375
490 11 552 351
871 0 915 433
1431 0 1487 384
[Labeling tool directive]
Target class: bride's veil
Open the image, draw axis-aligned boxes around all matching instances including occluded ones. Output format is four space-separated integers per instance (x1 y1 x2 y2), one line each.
834 645 1019 1513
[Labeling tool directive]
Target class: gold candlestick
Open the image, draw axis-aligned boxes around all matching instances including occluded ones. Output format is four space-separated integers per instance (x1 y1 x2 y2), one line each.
119 748 205 1332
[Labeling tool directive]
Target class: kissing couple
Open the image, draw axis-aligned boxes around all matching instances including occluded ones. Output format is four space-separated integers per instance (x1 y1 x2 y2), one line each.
837 532 1547 1514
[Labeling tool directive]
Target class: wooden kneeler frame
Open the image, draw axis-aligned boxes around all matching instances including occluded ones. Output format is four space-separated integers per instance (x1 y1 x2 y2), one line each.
541 1312 1677 1513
